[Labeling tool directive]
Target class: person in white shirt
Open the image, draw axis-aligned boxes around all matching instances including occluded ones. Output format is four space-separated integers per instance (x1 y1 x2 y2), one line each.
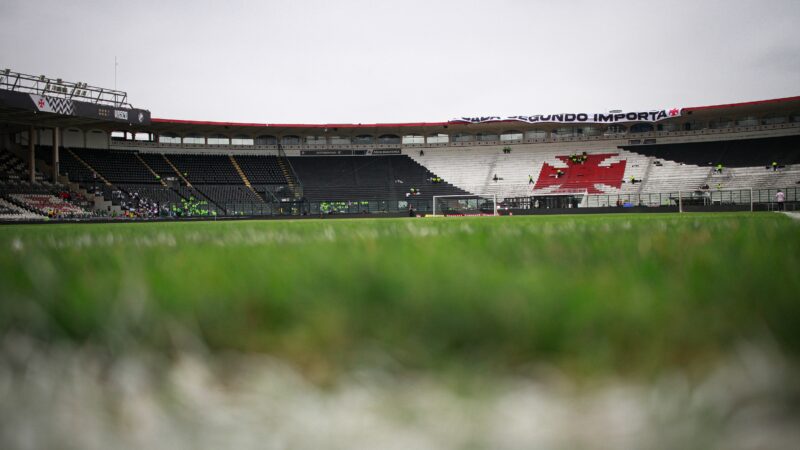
775 190 785 211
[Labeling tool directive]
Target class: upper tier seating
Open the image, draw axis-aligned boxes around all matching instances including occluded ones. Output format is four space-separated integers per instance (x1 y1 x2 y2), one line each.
73 149 158 184
235 155 287 185
622 135 800 168
139 153 180 179
168 154 242 184
59 148 100 184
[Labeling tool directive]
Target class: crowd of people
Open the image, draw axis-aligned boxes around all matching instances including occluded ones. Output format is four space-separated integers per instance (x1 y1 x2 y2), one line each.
406 187 422 197
569 152 589 164
120 191 162 218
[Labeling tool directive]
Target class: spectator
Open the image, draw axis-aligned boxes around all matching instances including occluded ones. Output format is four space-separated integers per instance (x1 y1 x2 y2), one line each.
775 190 785 211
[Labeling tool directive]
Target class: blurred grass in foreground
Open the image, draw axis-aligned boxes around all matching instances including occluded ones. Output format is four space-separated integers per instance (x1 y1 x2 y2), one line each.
1 212 799 382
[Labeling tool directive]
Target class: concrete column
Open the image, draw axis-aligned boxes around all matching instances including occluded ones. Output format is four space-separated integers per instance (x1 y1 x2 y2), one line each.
28 126 36 182
52 127 60 182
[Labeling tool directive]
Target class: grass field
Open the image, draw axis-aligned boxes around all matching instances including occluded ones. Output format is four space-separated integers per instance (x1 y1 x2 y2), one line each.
2 212 800 448
2 212 799 379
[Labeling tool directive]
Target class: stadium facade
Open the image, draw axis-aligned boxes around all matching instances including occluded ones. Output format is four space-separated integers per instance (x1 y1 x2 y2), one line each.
1 69 798 220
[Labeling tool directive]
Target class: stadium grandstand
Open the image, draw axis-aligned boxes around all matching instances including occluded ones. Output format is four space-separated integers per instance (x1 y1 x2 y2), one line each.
1 68 798 221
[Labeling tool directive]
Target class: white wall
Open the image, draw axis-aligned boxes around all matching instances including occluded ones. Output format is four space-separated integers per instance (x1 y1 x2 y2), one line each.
63 129 84 147
85 130 108 149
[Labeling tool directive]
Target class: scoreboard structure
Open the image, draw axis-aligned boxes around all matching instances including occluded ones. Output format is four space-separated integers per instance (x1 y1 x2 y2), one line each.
0 69 150 126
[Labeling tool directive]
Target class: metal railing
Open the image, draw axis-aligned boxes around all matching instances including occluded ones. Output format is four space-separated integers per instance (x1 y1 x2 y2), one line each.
107 122 800 151
132 186 797 219
0 69 131 108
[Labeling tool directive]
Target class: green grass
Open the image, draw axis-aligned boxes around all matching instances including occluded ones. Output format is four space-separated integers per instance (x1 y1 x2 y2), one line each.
2 212 799 382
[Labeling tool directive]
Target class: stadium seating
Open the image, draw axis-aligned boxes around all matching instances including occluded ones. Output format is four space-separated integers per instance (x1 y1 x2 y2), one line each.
0 197 43 220
138 153 180 179
115 184 184 205
193 184 265 205
288 155 467 202
167 154 242 184
4 133 797 221
9 193 90 217
622 136 800 168
410 140 800 199
0 148 94 215
234 155 287 185
73 148 158 184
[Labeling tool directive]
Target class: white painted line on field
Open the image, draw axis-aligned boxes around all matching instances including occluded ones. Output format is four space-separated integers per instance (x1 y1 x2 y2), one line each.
782 212 800 221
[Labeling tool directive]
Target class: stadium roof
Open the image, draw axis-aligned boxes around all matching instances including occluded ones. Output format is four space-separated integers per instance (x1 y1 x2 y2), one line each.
146 95 800 135
2 91 799 134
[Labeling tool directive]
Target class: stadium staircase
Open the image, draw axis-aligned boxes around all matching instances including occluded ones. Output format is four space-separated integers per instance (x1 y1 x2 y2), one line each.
636 156 655 196
162 154 192 187
67 148 112 186
135 153 169 187
228 155 265 203
277 157 302 199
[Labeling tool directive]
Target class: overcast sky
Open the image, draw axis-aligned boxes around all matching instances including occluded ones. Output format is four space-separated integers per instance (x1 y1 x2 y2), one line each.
1 0 798 123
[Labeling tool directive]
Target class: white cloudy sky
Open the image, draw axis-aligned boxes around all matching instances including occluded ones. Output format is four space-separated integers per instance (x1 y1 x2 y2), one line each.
1 0 798 123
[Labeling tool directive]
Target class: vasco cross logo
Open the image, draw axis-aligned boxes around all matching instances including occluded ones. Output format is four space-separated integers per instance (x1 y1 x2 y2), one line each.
534 153 627 194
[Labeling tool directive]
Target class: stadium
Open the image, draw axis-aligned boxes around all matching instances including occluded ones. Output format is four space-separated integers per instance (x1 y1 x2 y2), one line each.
1 68 799 219
2 1 800 448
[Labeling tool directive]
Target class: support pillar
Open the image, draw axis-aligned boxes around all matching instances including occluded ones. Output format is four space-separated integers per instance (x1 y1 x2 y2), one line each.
52 127 60 182
28 126 36 183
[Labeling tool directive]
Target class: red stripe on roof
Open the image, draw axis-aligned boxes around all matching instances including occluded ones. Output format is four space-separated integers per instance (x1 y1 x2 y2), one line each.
683 95 800 112
151 95 800 129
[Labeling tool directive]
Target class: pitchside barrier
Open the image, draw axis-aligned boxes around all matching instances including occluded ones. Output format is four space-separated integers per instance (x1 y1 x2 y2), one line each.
110 186 798 219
